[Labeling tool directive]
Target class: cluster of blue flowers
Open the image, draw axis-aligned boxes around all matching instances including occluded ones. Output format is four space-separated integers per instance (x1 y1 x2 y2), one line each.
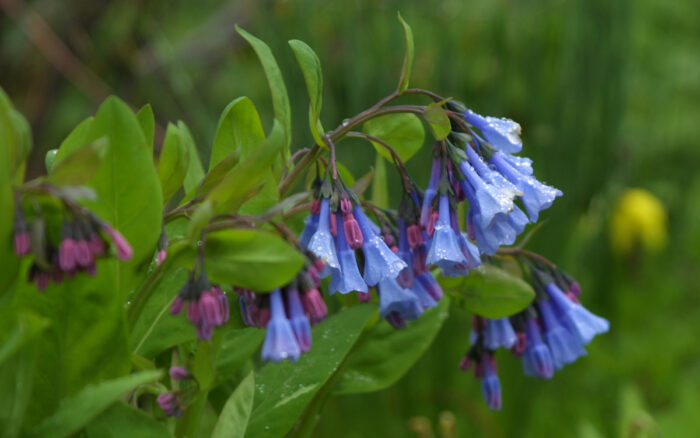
461 265 609 410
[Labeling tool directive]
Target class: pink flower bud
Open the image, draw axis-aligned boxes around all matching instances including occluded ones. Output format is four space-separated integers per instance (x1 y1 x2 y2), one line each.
156 249 167 266
340 199 353 214
357 291 372 303
13 232 31 257
186 301 200 325
199 290 223 326
301 288 327 323
171 297 184 315
58 238 78 272
169 366 189 380
89 233 106 256
427 211 439 238
75 240 93 268
407 224 423 249
329 212 337 237
104 225 133 261
310 199 321 215
343 215 363 249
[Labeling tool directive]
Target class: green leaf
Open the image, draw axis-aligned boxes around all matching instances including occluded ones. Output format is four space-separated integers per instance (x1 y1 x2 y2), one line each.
48 138 107 186
371 154 389 209
180 121 205 195
440 264 535 318
210 96 265 170
396 13 414 94
197 150 242 197
136 104 155 152
192 339 217 390
85 402 172 438
130 267 196 357
204 228 305 291
333 298 449 395
214 328 265 387
236 26 292 159
0 95 18 293
246 305 376 437
423 102 451 140
362 113 425 162
55 117 94 161
157 123 190 203
45 149 58 172
208 120 285 214
29 370 162 438
0 88 31 184
336 162 356 188
211 371 255 438
289 40 324 143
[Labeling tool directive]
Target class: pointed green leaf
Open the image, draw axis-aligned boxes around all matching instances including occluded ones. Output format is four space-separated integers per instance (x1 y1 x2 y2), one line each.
210 97 265 170
362 113 425 162
396 13 414 94
0 88 31 184
45 149 58 172
158 123 191 203
29 370 163 438
371 154 389 209
333 298 449 395
246 305 376 437
136 104 155 152
48 138 107 186
203 228 305 291
289 39 324 143
211 371 255 438
55 117 94 161
196 150 242 198
85 402 172 438
214 329 264 387
236 26 291 159
423 102 451 140
440 264 535 318
180 121 205 195
0 96 18 292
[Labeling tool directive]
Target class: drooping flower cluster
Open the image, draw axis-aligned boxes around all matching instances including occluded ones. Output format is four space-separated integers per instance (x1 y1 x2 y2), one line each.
171 270 230 340
13 191 133 290
157 365 195 417
460 265 609 410
238 259 328 362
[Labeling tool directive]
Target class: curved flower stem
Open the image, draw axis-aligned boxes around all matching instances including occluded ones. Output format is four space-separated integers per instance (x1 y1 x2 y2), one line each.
325 136 339 181
496 247 557 269
345 131 413 194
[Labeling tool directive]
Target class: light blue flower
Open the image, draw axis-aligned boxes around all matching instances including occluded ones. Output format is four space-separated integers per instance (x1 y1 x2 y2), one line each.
481 357 502 411
459 161 513 230
329 213 368 294
538 299 586 369
354 206 406 286
420 157 442 226
378 277 423 320
483 317 518 350
427 194 468 268
308 198 340 269
261 289 301 362
285 287 312 353
298 212 319 250
464 109 522 153
546 283 609 345
522 317 554 379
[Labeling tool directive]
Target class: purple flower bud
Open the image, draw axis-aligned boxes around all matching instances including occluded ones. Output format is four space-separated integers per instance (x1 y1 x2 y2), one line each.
74 240 93 268
357 291 372 303
58 238 78 272
88 233 106 256
301 288 327 323
343 213 364 250
14 231 31 257
104 225 133 261
156 249 167 266
186 301 200 325
199 290 223 327
481 356 502 410
157 393 176 411
171 297 184 315
169 366 189 380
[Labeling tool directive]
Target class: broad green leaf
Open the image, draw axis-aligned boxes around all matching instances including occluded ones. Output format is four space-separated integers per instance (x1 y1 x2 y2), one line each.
211 371 255 438
0 88 31 184
130 267 196 357
371 154 389 209
210 96 265 170
440 264 535 318
236 26 292 158
204 228 305 291
85 402 171 438
187 199 214 243
0 93 18 293
238 176 279 215
246 305 376 437
45 149 58 172
362 113 425 162
192 339 216 390
197 150 241 197
180 121 205 195
396 13 414 94
136 104 155 152
333 297 449 395
214 328 265 386
423 102 451 140
48 138 107 186
208 120 285 214
289 40 324 143
158 123 190 203
0 309 49 438
29 370 162 438
55 117 94 161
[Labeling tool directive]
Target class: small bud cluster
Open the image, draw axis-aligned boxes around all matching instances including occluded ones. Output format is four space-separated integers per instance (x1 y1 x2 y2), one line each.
460 265 608 410
157 365 194 417
13 192 132 290
171 271 230 340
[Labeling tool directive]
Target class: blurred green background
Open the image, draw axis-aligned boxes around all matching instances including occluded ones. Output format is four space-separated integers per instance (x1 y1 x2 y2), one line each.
2 0 699 436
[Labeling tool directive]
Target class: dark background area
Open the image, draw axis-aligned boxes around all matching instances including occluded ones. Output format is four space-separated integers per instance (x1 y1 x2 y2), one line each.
2 0 699 436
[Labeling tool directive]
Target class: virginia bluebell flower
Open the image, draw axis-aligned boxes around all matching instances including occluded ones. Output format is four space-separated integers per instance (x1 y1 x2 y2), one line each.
298 199 320 250
427 194 468 268
308 197 340 269
261 289 301 362
481 355 503 411
377 277 423 321
483 317 518 350
522 317 555 379
545 282 609 345
285 286 312 353
420 157 442 227
329 213 368 294
464 109 522 154
537 298 586 369
354 206 406 286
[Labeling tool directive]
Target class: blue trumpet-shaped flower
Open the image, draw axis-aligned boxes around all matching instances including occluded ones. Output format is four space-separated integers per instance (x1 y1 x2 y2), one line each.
468 207 517 255
427 194 468 268
308 198 340 269
538 299 586 369
354 206 406 286
465 146 520 202
378 277 423 320
396 219 414 288
416 272 443 301
329 213 368 294
483 317 518 350
464 109 522 154
522 317 555 379
420 157 442 227
459 161 514 230
481 356 503 411
285 287 312 353
298 212 319 250
491 152 562 222
501 152 533 175
545 283 609 345
409 276 438 310
261 289 301 362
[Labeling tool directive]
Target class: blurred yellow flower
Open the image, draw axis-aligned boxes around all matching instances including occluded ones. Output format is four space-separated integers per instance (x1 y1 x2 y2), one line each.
609 188 668 255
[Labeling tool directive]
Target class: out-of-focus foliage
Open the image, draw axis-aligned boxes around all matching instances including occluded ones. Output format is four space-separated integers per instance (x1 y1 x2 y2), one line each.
2 0 698 436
